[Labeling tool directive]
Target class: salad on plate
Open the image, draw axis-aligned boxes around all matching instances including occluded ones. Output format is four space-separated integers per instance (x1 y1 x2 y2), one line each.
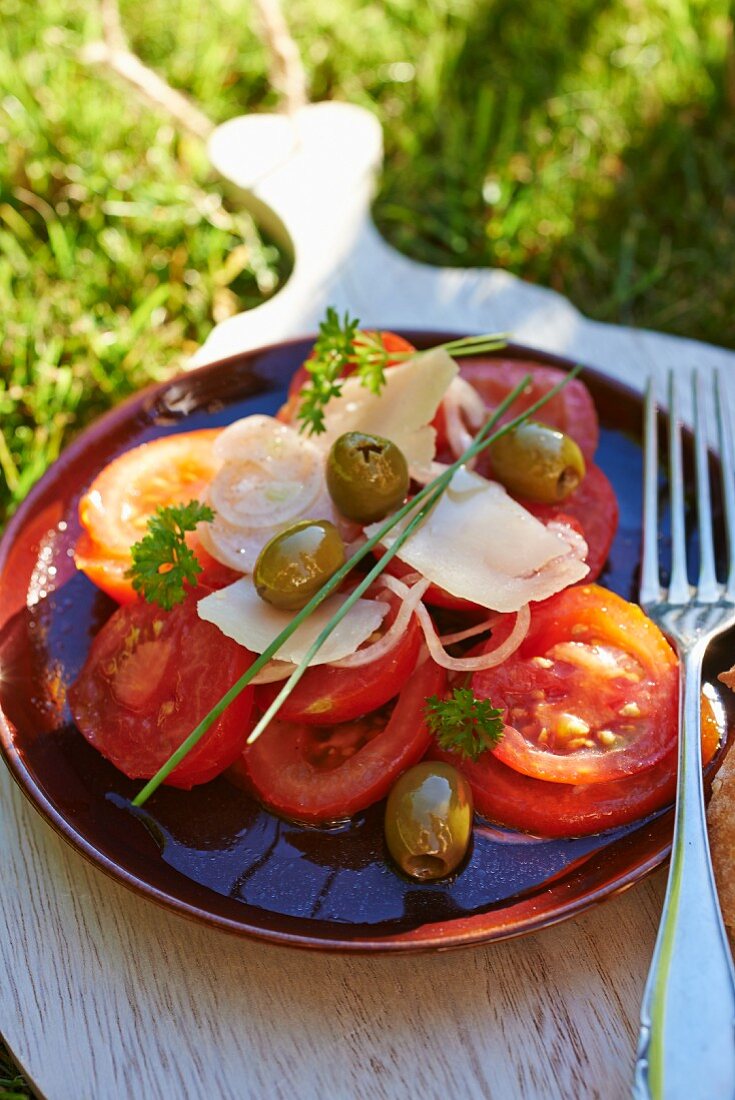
63 314 722 885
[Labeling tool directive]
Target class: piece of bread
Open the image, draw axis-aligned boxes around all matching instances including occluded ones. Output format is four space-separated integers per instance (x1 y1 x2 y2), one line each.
708 679 735 938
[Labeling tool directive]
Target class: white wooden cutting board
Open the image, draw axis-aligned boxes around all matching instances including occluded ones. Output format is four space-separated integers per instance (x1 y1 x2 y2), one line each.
2 102 735 1100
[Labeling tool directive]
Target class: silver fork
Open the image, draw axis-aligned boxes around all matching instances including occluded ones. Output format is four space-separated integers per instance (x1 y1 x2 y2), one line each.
633 370 735 1099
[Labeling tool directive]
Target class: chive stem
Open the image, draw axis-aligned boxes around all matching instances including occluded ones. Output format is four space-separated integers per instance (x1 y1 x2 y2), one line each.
246 477 450 743
131 361 582 805
376 333 510 362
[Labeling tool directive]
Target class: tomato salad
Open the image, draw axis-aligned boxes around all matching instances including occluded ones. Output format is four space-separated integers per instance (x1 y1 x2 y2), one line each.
68 329 713 881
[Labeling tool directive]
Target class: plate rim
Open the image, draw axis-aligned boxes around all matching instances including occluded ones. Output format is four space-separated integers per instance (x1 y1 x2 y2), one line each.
0 334 677 953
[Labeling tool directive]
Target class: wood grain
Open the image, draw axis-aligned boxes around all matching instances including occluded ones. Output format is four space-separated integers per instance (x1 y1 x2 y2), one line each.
2 100 735 1100
1 761 663 1100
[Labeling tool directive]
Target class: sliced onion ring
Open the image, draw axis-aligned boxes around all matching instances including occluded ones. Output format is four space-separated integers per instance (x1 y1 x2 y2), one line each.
362 571 530 672
330 576 430 669
379 571 424 591
415 601 531 672
439 615 502 646
443 376 487 460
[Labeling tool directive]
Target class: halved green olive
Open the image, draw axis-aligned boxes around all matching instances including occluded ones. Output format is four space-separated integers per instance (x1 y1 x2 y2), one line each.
488 420 586 503
384 761 473 881
326 431 409 524
254 519 345 611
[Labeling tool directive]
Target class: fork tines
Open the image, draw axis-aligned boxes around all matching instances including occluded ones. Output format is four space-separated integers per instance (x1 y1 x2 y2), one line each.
641 368 735 609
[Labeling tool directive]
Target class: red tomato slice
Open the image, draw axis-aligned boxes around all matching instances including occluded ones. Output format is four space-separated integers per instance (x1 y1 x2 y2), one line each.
74 528 221 605
472 584 678 784
521 464 618 583
75 429 222 603
68 582 255 789
278 332 417 424
255 587 422 724
430 695 720 838
438 358 599 462
237 654 445 824
74 531 140 605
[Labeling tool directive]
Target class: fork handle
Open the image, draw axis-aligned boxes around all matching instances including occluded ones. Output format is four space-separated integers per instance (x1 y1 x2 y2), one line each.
633 644 735 1100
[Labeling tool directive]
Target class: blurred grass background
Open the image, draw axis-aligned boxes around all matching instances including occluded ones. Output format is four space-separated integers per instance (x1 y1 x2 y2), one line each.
1 0 734 531
0 1044 26 1100
0 0 733 1088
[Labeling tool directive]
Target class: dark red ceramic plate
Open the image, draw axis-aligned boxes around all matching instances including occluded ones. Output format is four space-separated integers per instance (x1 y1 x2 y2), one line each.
0 336 731 952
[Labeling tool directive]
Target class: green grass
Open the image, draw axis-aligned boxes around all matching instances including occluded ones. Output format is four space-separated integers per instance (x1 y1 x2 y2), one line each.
0 0 733 1085
1 0 733 528
0 1043 27 1100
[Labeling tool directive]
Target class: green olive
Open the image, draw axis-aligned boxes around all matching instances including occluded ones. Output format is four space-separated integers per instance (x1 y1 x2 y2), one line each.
254 519 345 610
488 420 586 503
384 762 473 881
326 431 409 523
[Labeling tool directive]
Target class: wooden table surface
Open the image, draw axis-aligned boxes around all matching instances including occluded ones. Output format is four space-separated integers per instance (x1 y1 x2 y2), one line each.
2 102 735 1100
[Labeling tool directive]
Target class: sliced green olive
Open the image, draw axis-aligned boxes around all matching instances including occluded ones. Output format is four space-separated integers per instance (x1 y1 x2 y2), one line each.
254 519 345 610
326 431 409 524
384 762 473 881
488 420 586 503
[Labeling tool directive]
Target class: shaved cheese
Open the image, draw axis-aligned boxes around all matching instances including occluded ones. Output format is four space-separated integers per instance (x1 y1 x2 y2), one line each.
197 577 389 665
317 348 458 477
365 467 589 612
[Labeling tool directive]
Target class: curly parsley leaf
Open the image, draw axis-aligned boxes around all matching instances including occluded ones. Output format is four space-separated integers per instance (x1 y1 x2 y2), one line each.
295 306 509 436
425 687 505 761
352 329 391 395
126 500 215 610
297 308 361 435
296 308 396 435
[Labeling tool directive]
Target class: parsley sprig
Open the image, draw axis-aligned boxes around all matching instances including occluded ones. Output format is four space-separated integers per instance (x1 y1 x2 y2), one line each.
126 500 214 610
131 360 582 806
296 308 508 436
426 687 504 761
297 308 360 435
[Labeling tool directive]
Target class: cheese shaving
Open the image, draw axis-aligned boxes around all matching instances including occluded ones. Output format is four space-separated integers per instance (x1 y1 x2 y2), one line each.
316 348 458 477
197 577 389 665
365 467 589 612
